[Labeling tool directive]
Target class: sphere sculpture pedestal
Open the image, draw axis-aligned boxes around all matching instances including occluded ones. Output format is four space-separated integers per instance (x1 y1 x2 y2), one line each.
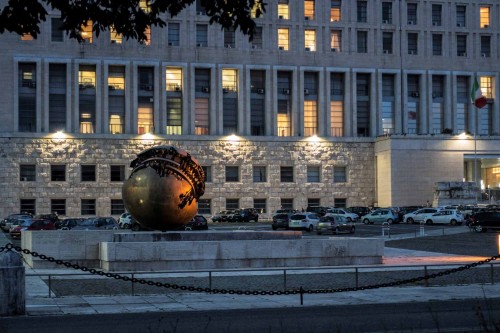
122 146 205 231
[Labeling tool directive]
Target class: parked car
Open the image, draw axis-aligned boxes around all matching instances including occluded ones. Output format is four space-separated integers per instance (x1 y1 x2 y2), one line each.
211 210 236 223
325 208 359 222
57 217 85 230
288 212 321 231
306 206 329 216
423 209 465 225
361 209 397 224
274 209 299 215
231 208 259 222
10 218 56 239
347 206 371 218
71 217 118 230
1 214 33 232
397 206 422 223
272 213 292 230
118 213 133 229
6 217 33 234
469 211 500 232
184 215 209 230
403 208 440 224
316 215 355 235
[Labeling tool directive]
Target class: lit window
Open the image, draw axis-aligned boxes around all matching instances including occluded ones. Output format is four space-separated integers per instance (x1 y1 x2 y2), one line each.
304 100 317 136
109 115 123 134
330 101 344 137
110 27 122 44
304 30 316 51
480 76 493 98
331 0 341 22
166 68 182 91
251 2 263 18
139 0 151 13
138 107 154 134
222 69 237 92
330 30 341 51
480 6 490 28
80 114 94 134
108 76 125 90
142 26 151 46
304 0 315 20
278 28 289 50
278 3 289 19
81 21 93 43
21 34 34 41
79 70 95 88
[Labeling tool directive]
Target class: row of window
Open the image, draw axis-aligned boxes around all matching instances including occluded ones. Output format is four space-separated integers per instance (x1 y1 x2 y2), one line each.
19 164 348 184
17 197 348 217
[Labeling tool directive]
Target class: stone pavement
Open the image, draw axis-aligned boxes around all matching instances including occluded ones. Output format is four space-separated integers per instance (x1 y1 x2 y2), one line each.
2 227 500 316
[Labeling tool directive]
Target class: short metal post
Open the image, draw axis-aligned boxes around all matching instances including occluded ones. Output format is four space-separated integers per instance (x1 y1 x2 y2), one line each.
355 267 359 288
209 271 212 292
48 275 52 298
420 223 425 236
424 266 429 287
131 273 135 296
283 269 287 291
491 264 494 285
299 287 304 305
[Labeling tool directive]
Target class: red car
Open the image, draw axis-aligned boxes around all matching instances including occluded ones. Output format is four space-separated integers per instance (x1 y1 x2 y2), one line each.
10 218 56 239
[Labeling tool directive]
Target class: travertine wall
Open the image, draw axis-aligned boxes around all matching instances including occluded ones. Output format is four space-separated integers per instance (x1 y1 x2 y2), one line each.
0 135 375 218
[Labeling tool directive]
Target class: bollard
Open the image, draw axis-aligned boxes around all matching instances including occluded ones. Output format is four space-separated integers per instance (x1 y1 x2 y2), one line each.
0 250 25 316
382 222 390 237
419 222 425 236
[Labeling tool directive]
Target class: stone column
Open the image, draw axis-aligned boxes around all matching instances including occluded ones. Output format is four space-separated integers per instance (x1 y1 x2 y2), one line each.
0 250 25 316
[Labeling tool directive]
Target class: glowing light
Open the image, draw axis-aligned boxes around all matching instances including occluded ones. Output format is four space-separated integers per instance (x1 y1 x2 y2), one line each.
457 132 469 139
227 134 239 141
54 131 66 139
140 133 155 140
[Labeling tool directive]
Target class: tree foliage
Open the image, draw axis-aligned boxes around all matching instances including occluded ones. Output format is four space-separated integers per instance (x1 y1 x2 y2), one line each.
0 0 265 42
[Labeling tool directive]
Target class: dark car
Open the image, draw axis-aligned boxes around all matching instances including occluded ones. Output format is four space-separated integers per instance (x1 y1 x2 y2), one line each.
71 217 118 230
10 218 56 239
347 206 371 218
231 208 259 222
306 206 329 216
272 213 291 230
469 211 500 232
1 214 33 232
57 217 86 230
184 215 208 230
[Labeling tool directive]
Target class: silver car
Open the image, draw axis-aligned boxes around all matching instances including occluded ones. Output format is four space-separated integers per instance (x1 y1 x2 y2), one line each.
288 213 320 232
317 215 355 235
362 209 397 224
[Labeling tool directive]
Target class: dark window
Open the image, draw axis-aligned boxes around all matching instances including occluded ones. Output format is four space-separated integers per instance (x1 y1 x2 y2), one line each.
456 5 466 27
407 3 417 24
333 166 347 182
20 199 36 215
51 165 66 181
225 166 239 182
51 199 66 215
51 18 64 42
20 164 36 181
382 2 392 23
168 23 180 46
280 166 294 182
481 36 491 57
357 31 367 53
253 166 267 182
111 199 125 215
334 198 347 208
198 198 211 215
202 166 212 182
307 166 320 182
252 26 263 49
110 165 125 182
382 32 392 53
456 35 467 56
196 24 208 47
81 165 96 182
224 28 235 48
280 198 294 210
254 198 266 213
226 198 239 210
308 198 320 207
432 34 442 56
81 199 96 215
357 1 367 22
223 97 238 135
408 33 418 54
432 4 442 26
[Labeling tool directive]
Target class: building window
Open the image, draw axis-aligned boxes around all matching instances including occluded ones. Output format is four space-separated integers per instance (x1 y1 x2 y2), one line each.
81 21 93 43
111 199 125 215
20 199 36 215
223 28 235 48
20 164 36 181
225 166 239 182
408 33 418 54
81 165 96 182
330 30 341 51
357 1 367 22
456 35 467 56
480 6 490 28
20 33 33 41
166 98 182 135
196 24 208 47
254 198 267 214
357 31 367 53
480 76 493 98
51 165 66 182
280 198 294 210
308 198 320 208
334 198 347 208
168 22 180 46
197 199 211 215
304 100 317 136
51 18 64 42
304 0 315 20
226 198 239 210
278 0 289 20
110 27 123 44
307 166 320 182
280 166 294 182
481 36 491 57
330 101 344 137
330 0 341 22
202 166 212 182
51 199 66 216
110 165 125 182
196 0 206 14
432 34 442 56
333 166 347 183
278 100 291 136
166 68 182 92
253 166 267 182
81 199 96 215
278 28 289 50
222 69 237 93
251 26 263 49
382 2 392 23
456 5 466 27
195 98 209 135
432 4 442 26
304 29 316 51
407 3 417 24
382 32 392 54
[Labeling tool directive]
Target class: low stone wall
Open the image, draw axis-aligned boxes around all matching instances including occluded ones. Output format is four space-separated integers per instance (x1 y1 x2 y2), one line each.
21 231 384 271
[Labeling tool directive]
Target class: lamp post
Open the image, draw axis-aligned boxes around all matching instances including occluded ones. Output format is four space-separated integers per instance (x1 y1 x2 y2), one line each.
474 129 477 203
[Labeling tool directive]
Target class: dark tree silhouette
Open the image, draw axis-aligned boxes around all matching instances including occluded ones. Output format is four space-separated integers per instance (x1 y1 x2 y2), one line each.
0 0 265 42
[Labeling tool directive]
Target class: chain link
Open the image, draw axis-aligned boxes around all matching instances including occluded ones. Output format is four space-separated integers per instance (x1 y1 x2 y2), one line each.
4 242 499 296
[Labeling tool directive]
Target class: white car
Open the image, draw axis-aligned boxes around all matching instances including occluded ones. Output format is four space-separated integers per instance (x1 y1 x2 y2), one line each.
288 212 321 232
403 208 441 224
423 209 464 225
118 213 132 229
325 208 359 222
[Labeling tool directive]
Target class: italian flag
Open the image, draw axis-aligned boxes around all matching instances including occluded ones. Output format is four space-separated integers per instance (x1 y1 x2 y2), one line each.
471 77 487 109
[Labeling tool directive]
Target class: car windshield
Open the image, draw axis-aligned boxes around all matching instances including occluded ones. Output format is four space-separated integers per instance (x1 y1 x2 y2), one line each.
320 216 335 222
20 220 32 227
274 214 289 219
80 219 95 226
291 214 306 219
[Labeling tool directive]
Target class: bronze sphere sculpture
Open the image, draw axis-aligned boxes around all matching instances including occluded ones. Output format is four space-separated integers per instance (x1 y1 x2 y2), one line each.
122 146 205 231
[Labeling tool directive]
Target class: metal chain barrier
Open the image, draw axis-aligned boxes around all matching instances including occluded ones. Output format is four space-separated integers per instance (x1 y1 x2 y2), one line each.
2 243 499 300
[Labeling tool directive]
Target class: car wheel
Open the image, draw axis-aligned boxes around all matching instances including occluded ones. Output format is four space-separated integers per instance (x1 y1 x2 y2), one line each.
426 220 433 225
131 224 140 231
350 226 355 234
387 219 393 224
254 217 259 222
474 225 485 233
407 218 414 224
307 225 314 232
363 219 370 224
450 219 457 225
